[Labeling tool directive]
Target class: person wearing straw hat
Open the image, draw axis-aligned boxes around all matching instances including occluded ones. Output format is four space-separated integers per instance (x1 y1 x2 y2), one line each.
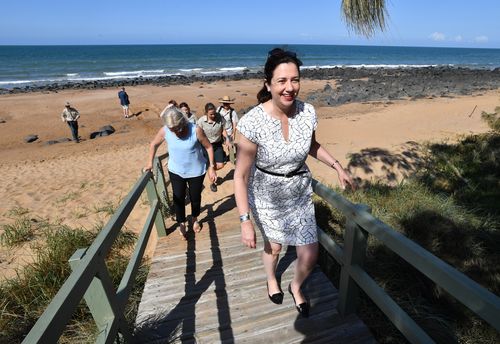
61 101 80 143
217 95 239 164
217 95 239 142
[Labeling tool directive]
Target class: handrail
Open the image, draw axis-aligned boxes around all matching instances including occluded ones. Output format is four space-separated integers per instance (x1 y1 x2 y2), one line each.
21 158 499 343
22 155 170 344
312 178 500 343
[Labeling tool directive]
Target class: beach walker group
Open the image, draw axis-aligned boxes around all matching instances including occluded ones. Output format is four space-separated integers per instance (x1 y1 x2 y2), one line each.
61 48 355 318
141 48 356 318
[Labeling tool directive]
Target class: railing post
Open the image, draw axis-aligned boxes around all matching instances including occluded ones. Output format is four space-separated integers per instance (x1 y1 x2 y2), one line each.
69 249 132 343
229 144 236 165
154 157 171 224
338 204 371 316
146 176 167 237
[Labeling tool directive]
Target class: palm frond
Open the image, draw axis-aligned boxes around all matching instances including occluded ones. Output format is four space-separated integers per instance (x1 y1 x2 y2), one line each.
341 0 388 37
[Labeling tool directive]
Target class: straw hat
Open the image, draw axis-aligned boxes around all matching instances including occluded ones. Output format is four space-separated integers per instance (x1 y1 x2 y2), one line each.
219 95 235 104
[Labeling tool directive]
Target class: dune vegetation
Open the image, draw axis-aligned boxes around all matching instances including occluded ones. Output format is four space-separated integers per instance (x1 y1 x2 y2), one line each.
315 107 500 343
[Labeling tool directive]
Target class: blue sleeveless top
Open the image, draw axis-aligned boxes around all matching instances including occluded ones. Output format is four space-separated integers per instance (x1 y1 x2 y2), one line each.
165 122 207 178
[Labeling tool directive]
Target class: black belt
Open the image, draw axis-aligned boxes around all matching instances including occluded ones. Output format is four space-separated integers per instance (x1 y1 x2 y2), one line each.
255 164 307 178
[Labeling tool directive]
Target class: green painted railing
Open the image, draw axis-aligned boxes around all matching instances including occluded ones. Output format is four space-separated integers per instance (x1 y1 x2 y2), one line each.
22 157 499 343
22 155 170 344
313 179 500 344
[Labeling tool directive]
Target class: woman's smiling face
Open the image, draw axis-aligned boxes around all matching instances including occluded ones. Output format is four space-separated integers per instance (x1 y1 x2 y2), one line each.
267 62 300 109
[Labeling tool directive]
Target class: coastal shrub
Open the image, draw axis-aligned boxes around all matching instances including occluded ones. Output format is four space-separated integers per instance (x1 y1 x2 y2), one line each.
480 106 500 132
0 219 148 343
314 126 500 343
421 121 500 216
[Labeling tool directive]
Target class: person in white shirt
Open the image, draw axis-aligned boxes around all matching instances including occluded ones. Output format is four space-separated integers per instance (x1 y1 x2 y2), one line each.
217 95 239 142
61 101 80 143
217 95 239 164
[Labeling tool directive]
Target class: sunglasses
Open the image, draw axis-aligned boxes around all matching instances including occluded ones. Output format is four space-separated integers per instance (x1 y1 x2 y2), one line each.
268 48 297 58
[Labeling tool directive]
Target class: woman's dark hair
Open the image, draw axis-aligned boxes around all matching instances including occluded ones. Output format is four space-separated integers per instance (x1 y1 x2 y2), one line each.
179 102 189 109
257 48 303 103
205 102 216 113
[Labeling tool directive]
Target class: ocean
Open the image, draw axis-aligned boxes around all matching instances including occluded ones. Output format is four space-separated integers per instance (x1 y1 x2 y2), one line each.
1 44 499 89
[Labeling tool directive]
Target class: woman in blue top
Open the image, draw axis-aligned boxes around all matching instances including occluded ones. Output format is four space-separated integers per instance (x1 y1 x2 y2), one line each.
145 106 217 239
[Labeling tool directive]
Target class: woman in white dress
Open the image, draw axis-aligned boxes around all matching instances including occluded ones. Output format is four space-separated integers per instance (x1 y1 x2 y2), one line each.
234 48 355 317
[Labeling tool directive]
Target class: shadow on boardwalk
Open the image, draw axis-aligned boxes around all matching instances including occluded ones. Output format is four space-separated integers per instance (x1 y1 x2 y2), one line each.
134 199 235 343
134 194 374 343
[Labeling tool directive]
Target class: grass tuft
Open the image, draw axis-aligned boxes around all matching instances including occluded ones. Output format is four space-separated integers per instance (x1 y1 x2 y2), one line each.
5 206 30 218
93 201 117 215
0 217 47 247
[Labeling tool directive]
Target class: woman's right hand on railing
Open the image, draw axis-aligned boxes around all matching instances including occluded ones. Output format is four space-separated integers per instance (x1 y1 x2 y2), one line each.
143 163 153 173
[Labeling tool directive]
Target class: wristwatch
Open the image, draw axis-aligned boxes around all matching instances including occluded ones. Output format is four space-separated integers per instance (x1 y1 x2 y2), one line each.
239 212 250 223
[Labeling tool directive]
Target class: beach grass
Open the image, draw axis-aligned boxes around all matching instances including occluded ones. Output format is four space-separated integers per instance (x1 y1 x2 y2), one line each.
0 217 36 247
5 206 30 218
314 109 500 343
0 217 149 343
93 200 118 215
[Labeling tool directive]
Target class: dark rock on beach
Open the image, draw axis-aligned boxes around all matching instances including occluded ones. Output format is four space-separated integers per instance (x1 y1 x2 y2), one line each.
303 66 500 106
90 125 116 139
24 135 38 143
99 125 115 134
1 67 498 108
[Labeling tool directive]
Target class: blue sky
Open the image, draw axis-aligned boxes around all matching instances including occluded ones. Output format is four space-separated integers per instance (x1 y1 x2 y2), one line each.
1 0 499 48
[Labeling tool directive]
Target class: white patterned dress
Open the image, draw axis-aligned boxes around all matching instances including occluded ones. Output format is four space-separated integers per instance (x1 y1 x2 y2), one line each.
237 101 318 246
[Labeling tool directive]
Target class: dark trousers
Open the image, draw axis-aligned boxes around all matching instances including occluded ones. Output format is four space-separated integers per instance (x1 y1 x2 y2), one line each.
66 121 79 141
169 171 205 223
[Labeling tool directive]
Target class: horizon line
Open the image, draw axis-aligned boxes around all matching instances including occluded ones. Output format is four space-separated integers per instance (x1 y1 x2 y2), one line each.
0 43 499 50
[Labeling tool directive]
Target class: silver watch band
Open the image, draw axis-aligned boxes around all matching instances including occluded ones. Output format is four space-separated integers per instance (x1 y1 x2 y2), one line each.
239 212 250 223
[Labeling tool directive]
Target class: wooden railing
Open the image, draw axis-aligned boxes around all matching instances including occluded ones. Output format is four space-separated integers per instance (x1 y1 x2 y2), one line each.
22 159 499 343
312 179 500 344
22 155 170 343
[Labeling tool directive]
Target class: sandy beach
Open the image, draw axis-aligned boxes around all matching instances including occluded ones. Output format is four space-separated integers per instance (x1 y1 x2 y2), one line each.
0 77 498 280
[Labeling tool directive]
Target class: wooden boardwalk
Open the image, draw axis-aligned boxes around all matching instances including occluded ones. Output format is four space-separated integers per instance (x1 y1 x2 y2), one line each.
134 218 375 343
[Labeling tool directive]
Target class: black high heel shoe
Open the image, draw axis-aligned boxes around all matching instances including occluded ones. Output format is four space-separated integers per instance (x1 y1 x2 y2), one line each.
267 282 284 304
288 284 309 317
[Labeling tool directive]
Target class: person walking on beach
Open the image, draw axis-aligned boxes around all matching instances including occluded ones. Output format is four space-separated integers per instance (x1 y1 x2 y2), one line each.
158 100 179 118
118 87 131 118
61 101 80 143
234 48 355 318
197 102 232 192
179 102 197 124
145 106 217 239
217 95 239 142
217 95 239 163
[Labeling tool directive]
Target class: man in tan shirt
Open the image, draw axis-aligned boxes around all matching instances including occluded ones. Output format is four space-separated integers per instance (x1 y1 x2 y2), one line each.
197 102 232 192
61 101 80 143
